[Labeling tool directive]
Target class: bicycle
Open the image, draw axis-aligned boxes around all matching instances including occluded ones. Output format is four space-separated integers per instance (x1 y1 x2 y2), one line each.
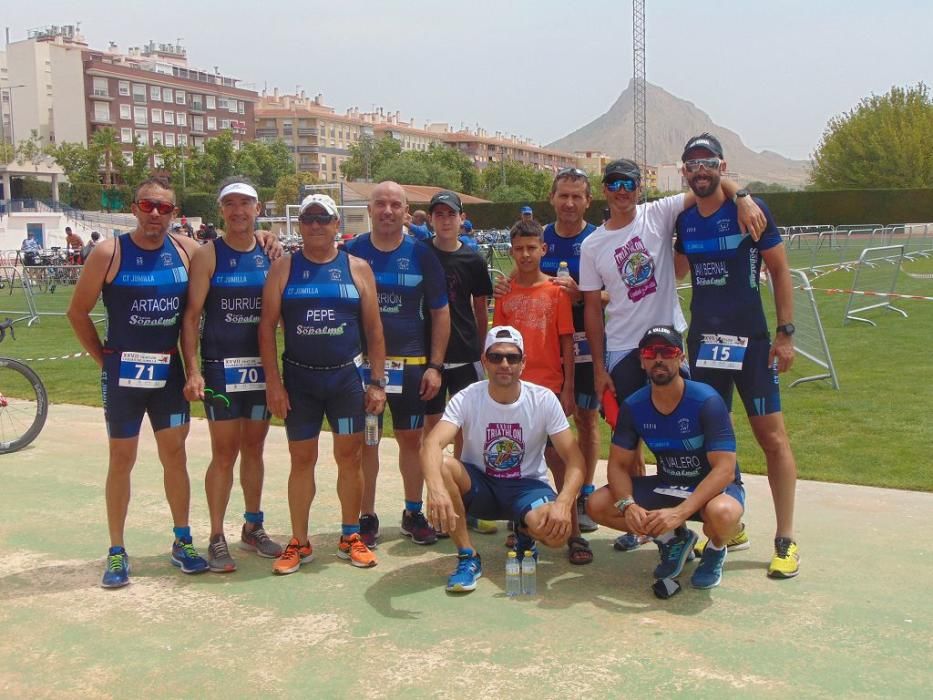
0 318 49 454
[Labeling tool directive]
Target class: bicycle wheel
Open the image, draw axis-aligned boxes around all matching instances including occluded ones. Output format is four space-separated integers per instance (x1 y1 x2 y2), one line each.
0 357 49 454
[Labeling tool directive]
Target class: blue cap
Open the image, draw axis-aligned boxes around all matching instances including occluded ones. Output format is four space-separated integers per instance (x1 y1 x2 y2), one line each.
461 219 473 232
520 206 533 215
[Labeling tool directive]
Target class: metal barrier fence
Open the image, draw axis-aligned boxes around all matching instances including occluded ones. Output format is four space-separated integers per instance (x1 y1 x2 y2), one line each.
843 245 908 326
782 222 933 274
0 251 94 327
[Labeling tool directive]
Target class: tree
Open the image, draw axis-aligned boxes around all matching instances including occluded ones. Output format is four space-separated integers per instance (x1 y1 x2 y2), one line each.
234 139 294 188
15 130 45 166
115 138 153 191
746 180 790 193
45 141 100 183
478 160 551 201
91 128 122 187
273 171 319 215
341 136 402 181
810 83 933 189
0 141 15 164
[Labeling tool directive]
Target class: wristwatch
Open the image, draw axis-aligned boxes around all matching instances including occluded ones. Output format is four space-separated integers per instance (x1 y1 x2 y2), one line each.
614 497 635 515
368 377 387 389
776 323 796 336
733 188 750 202
426 362 444 373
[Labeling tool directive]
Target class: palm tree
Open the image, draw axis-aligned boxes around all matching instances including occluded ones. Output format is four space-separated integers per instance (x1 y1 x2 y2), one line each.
92 127 120 187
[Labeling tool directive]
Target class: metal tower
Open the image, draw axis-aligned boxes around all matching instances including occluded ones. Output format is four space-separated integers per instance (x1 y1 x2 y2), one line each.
633 0 647 201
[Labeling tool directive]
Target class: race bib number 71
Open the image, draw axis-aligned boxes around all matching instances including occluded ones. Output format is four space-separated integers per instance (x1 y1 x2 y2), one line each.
118 351 171 388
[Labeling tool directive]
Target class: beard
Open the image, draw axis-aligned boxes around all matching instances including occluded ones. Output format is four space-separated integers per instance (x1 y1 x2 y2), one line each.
688 171 721 198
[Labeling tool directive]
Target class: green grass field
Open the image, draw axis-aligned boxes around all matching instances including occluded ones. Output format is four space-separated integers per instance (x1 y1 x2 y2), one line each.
2 252 931 491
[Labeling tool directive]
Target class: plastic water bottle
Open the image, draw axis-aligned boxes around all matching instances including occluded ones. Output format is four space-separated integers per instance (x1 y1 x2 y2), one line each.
556 261 571 278
364 413 379 446
505 551 521 597
521 551 537 595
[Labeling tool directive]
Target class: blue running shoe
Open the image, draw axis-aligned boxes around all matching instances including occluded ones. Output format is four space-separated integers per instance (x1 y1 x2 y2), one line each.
513 533 538 562
171 537 209 574
446 552 483 593
101 547 130 589
613 532 649 552
653 528 699 579
691 545 727 589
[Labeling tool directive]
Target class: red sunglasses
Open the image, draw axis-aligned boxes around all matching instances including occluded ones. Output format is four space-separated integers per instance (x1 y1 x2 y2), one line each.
136 199 175 215
640 345 682 360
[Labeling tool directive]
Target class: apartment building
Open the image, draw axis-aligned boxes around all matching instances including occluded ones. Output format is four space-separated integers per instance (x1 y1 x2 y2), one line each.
433 127 576 173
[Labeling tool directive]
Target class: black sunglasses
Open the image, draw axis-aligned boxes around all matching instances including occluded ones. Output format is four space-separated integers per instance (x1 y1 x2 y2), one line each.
299 213 336 225
136 199 175 215
485 351 523 365
556 167 588 178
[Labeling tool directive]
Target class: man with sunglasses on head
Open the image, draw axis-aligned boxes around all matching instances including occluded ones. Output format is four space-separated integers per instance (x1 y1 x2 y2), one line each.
586 326 744 592
68 176 207 588
259 193 387 573
579 158 763 552
421 326 586 593
180 177 282 573
673 133 799 579
343 181 451 549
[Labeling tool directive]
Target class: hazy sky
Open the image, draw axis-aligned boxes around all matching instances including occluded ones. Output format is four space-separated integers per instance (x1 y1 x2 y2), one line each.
4 0 931 160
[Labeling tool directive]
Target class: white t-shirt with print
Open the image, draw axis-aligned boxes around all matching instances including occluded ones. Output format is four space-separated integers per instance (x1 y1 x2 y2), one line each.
579 193 688 352
442 380 570 483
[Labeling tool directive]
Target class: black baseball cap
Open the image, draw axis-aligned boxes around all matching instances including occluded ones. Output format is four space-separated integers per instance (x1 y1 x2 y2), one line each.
602 158 642 183
682 133 724 160
638 325 683 350
429 190 463 214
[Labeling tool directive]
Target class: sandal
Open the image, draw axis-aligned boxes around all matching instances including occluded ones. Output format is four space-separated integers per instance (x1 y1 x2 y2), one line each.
568 536 594 565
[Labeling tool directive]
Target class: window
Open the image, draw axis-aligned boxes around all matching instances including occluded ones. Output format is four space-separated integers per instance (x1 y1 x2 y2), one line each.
93 102 111 122
228 99 237 113
135 129 149 145
177 133 188 147
133 106 148 126
151 108 162 124
220 119 230 130
217 97 229 110
153 153 164 168
175 90 185 105
164 132 176 147
119 104 131 120
92 77 109 97
190 94 203 110
205 95 216 109
176 112 187 127
162 88 173 103
132 83 146 104
192 116 204 132
123 151 134 165
118 80 130 96
238 100 245 114
120 127 133 143
207 116 216 130
163 111 174 125
150 85 161 100
151 131 163 145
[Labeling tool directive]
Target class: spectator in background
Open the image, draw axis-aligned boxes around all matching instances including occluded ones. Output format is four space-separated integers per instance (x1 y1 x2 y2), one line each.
520 205 534 224
81 231 101 262
407 209 433 242
65 226 85 264
459 217 479 252
180 217 195 238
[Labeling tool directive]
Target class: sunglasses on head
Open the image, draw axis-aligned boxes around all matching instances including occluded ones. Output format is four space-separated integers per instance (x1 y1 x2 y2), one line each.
604 178 638 193
203 387 231 409
556 167 588 178
299 213 336 225
684 157 722 173
136 199 175 215
485 351 523 365
640 345 682 360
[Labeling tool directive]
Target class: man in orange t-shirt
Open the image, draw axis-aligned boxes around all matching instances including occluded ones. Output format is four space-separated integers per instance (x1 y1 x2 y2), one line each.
494 219 575 411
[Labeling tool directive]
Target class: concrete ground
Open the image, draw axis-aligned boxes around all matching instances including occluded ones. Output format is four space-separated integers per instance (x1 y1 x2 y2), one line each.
1 404 931 698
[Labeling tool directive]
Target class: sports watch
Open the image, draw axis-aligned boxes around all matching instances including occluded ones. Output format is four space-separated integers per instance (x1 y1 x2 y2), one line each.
368 377 387 389
733 188 750 202
426 362 444 373
776 323 796 336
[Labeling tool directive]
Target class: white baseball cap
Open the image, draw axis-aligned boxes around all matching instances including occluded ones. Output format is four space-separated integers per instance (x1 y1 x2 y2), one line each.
299 193 339 217
217 181 258 203
484 325 524 354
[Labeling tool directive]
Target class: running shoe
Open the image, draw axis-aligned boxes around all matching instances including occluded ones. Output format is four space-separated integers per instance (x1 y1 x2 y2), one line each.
695 523 750 556
446 552 483 593
337 533 377 568
691 545 727 589
613 532 650 552
208 534 237 573
101 547 130 589
576 494 599 533
514 533 538 562
359 513 380 549
400 509 438 545
467 516 498 534
273 537 314 575
239 523 283 558
768 537 800 579
171 537 209 574
653 528 699 579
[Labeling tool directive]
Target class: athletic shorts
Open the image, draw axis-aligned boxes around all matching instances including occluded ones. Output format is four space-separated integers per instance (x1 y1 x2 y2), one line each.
687 335 781 416
365 358 428 432
201 362 270 422
631 474 745 520
283 361 364 441
462 462 558 525
574 361 599 410
607 349 648 401
425 361 484 415
101 351 189 439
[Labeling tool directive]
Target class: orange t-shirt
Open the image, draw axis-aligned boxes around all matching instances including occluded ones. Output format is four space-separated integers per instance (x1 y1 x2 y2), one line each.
493 280 574 393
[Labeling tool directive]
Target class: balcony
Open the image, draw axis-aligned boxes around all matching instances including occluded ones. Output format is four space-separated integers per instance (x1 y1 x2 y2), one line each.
298 128 317 136
299 162 321 172
189 103 206 114
256 128 278 138
90 90 114 101
297 145 318 153
90 116 115 125
189 126 206 136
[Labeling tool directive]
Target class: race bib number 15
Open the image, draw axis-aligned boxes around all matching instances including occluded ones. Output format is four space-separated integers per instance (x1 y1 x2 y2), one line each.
696 334 748 371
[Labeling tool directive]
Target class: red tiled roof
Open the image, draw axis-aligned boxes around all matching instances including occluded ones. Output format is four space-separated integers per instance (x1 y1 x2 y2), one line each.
342 182 489 205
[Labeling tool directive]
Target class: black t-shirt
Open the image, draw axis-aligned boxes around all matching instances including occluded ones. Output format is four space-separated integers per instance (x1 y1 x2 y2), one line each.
428 241 493 363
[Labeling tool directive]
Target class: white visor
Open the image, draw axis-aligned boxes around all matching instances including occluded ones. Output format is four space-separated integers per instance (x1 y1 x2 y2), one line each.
217 182 259 203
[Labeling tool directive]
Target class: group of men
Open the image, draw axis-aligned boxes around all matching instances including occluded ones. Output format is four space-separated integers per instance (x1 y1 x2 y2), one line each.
67 130 799 595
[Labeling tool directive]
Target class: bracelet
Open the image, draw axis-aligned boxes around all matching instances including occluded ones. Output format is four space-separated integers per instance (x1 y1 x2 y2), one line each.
615 497 635 515
426 362 444 372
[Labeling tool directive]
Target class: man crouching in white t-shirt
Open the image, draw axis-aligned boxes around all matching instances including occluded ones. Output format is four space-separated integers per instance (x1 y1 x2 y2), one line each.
421 326 586 593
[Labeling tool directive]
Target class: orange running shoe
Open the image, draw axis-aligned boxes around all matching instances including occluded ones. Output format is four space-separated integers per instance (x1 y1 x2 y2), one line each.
337 533 377 568
273 537 313 575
